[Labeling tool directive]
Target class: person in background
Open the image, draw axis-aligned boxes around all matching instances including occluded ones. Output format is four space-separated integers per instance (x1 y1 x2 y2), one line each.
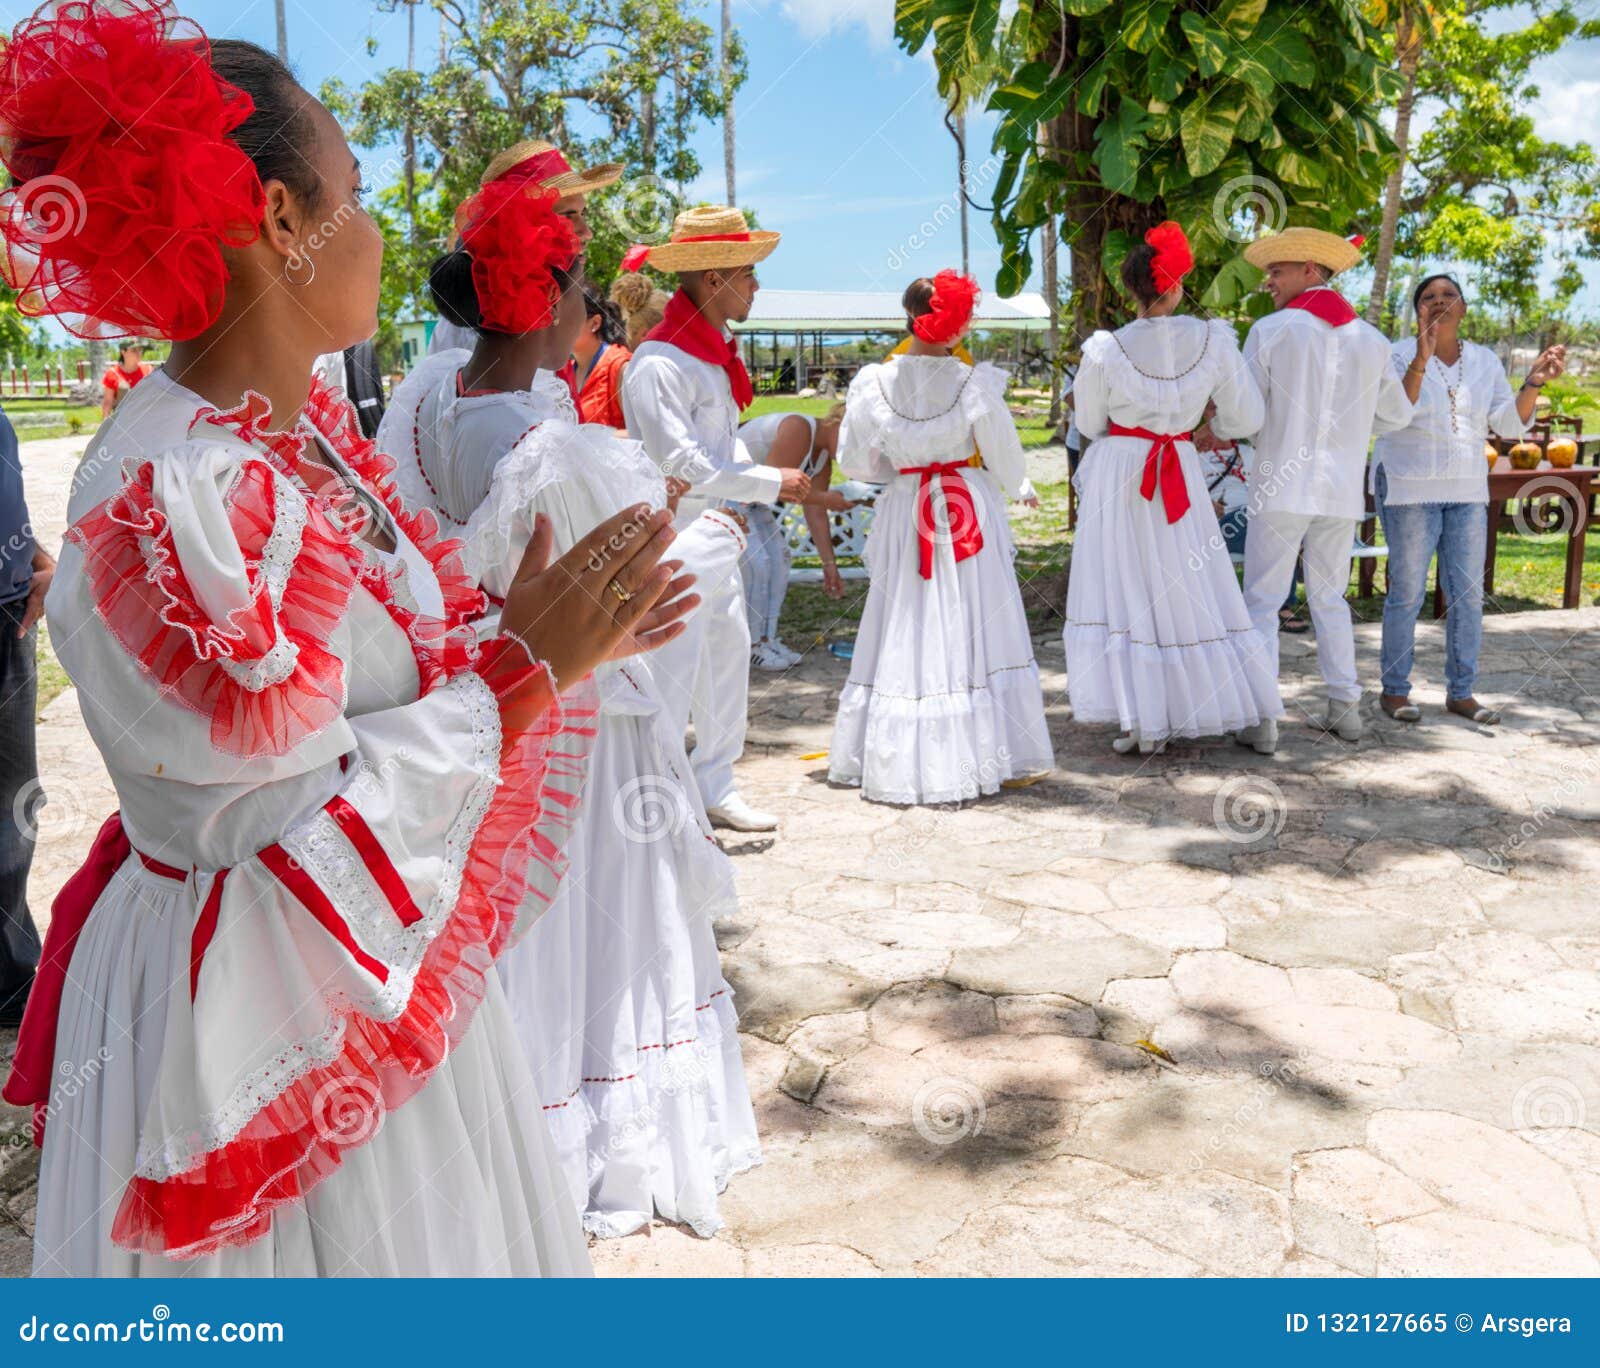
1372 272 1567 725
610 272 668 349
572 286 630 428
735 403 856 668
0 401 50 1027
342 336 387 438
1194 422 1305 633
99 339 151 415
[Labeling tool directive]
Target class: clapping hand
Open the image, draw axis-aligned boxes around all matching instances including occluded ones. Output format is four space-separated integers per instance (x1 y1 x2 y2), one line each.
1528 345 1567 387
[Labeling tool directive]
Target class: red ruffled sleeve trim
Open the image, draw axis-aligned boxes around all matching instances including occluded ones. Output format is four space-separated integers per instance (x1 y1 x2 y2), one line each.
108 641 598 1261
68 455 364 757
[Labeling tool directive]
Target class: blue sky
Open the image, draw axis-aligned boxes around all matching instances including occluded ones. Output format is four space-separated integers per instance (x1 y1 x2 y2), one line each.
3 0 1596 310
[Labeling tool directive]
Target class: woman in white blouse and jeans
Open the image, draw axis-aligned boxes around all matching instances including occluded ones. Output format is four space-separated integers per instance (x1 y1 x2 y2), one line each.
1374 274 1566 725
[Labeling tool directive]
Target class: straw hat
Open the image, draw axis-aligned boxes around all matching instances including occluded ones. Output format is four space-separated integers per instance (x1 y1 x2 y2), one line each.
1243 227 1363 274
481 139 623 194
625 206 779 273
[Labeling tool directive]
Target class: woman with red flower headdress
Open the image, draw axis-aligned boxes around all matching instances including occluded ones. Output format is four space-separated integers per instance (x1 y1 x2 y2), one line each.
0 1 696 1276
1063 222 1281 755
827 270 1054 804
376 150 761 1240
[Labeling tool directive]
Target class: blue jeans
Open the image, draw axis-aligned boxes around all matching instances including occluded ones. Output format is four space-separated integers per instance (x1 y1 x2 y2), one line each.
1374 466 1486 700
1219 507 1299 611
1 597 41 1017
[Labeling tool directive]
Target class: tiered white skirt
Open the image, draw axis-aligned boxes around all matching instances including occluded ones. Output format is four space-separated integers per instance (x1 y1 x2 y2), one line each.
32 861 592 1277
829 469 1055 805
1064 436 1283 740
497 709 760 1239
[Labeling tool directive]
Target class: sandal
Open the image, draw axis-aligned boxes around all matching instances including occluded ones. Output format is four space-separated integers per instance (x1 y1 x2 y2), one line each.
1380 695 1421 723
1278 610 1310 635
1447 698 1501 726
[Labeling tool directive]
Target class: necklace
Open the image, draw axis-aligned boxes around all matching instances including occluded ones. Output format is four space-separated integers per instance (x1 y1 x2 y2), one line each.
1431 348 1463 434
876 363 971 421
1112 321 1211 381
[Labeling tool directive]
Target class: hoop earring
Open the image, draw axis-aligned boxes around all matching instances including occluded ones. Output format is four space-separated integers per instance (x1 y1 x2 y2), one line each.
284 250 316 287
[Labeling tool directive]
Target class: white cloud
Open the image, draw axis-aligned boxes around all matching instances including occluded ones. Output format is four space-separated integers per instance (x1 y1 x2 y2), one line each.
1527 76 1600 146
769 0 895 48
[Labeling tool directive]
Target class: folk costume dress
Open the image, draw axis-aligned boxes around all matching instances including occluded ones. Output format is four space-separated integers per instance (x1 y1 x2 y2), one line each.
379 350 761 1238
11 371 595 1275
828 356 1054 804
1064 316 1283 742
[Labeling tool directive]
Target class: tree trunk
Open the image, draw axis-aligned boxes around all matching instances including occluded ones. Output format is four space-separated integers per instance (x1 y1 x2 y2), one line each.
275 0 288 63
1037 123 1061 426
721 0 736 206
1366 22 1422 326
955 107 970 275
640 85 657 174
86 338 106 390
403 1 416 235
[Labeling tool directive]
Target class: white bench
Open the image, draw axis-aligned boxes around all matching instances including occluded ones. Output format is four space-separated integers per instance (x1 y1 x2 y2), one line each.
780 480 878 583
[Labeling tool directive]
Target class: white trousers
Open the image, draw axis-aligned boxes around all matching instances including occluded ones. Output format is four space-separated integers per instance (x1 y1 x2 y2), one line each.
1242 510 1361 703
649 511 751 809
737 504 790 643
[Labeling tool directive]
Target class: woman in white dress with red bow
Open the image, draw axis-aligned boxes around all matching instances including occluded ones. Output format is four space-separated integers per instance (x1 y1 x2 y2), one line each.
0 4 692 1276
377 150 760 1238
1064 223 1282 754
829 272 1054 805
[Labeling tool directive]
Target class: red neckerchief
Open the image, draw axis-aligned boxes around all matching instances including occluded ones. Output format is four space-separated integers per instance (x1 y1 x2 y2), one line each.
644 289 753 410
1284 286 1357 327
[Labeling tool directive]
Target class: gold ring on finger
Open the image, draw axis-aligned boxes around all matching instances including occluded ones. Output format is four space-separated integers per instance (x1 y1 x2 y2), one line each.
608 579 634 605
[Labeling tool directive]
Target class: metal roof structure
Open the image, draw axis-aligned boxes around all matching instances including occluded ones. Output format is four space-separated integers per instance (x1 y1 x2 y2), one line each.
731 289 1050 333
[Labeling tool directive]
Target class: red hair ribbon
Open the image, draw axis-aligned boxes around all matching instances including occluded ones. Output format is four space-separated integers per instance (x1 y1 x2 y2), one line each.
0 0 266 340
456 180 581 334
911 269 980 346
1144 221 1194 295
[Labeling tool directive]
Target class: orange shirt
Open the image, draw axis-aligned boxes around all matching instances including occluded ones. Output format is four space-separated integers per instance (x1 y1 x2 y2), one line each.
101 361 152 398
576 343 631 429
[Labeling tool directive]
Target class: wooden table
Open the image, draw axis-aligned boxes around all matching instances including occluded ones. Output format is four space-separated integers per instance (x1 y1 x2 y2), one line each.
1358 461 1597 613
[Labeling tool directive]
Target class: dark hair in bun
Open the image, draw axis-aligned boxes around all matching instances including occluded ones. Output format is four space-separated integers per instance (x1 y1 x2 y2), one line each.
902 277 935 327
428 249 482 331
1120 243 1162 307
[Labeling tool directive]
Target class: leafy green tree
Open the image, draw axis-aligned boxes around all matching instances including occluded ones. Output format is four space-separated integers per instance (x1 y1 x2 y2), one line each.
323 1 737 345
1376 0 1600 340
896 0 1400 339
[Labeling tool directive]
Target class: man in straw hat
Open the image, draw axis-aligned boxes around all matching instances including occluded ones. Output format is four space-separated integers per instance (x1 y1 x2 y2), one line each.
1231 227 1413 753
429 140 623 355
620 206 812 832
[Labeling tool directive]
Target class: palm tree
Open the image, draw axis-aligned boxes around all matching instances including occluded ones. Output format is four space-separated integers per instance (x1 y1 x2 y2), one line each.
1365 1 1441 325
275 0 288 63
721 0 736 205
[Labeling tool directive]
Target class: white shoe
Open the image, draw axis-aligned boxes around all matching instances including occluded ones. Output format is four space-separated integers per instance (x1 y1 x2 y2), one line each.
1313 697 1363 742
1234 719 1278 755
706 794 780 832
768 637 803 666
750 640 792 672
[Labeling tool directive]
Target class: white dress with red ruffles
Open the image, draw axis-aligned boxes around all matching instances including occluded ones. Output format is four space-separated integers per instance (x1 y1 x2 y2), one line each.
27 370 594 1275
378 353 760 1238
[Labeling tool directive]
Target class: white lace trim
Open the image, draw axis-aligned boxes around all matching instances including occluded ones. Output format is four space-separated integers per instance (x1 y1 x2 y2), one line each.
217 636 299 691
131 672 506 1182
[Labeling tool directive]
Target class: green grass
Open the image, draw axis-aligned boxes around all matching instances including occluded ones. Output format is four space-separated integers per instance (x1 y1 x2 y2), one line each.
3 398 100 441
776 473 1600 644
34 624 70 717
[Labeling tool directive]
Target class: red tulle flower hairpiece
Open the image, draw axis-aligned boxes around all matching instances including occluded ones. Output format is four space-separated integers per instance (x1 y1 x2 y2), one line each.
0 1 266 341
456 179 581 335
1144 221 1194 295
911 269 981 346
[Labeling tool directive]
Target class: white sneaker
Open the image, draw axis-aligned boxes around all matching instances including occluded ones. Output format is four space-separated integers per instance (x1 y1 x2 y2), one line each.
706 794 780 832
1234 719 1278 755
750 640 791 672
1312 697 1363 742
768 637 803 666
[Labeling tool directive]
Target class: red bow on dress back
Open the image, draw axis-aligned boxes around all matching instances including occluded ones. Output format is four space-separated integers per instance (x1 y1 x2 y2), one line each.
901 462 985 578
644 290 753 410
1109 422 1192 523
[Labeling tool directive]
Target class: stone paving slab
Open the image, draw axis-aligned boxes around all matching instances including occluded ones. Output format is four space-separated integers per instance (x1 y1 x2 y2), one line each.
3 436 1597 1277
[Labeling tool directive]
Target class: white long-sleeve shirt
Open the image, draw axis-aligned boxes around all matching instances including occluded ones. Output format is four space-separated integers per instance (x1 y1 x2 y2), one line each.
1242 290 1414 519
1371 337 1523 506
622 339 783 511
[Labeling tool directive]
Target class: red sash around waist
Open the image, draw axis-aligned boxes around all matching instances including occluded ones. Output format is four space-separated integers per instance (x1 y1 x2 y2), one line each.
901 461 984 579
1108 422 1192 523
